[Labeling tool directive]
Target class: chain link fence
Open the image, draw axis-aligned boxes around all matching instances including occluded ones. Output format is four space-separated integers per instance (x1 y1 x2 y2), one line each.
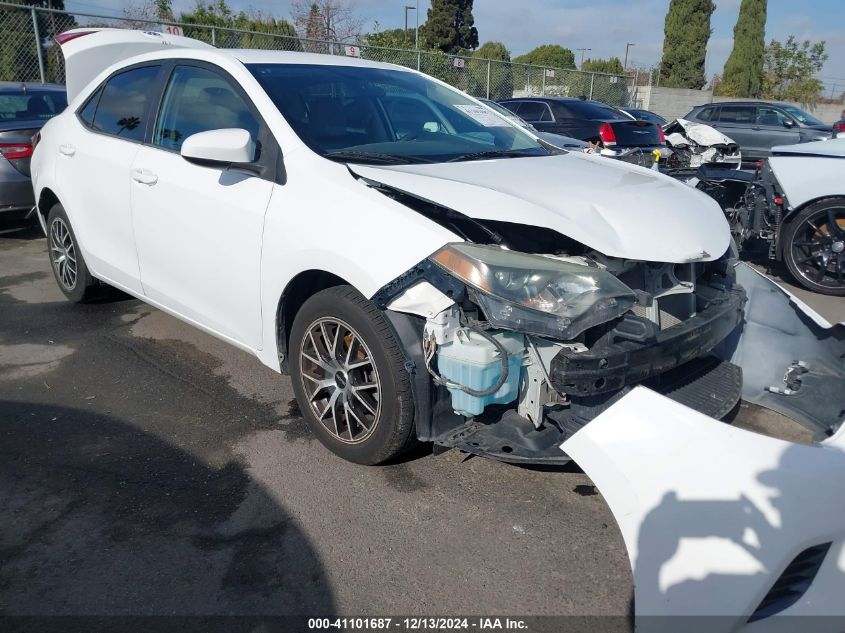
0 1 628 105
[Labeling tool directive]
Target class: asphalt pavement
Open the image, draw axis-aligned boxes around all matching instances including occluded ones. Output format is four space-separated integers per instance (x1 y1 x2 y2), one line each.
2 223 842 628
0 225 634 627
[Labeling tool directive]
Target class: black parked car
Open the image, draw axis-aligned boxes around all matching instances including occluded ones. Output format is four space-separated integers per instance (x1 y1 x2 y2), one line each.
683 101 830 160
621 107 667 126
498 97 666 166
0 82 67 223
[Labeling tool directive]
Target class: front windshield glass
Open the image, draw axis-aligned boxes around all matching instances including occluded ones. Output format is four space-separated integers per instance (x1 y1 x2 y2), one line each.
781 105 824 127
248 63 549 163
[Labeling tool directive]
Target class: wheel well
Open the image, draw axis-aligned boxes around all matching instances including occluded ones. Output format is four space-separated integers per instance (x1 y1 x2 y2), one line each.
276 270 348 373
37 188 60 221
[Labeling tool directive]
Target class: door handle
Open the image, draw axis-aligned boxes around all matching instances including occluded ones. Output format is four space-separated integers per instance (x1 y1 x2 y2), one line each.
131 168 158 186
58 144 75 156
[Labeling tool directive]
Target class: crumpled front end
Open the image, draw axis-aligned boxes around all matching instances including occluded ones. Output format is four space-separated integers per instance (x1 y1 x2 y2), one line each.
663 118 742 170
373 214 748 464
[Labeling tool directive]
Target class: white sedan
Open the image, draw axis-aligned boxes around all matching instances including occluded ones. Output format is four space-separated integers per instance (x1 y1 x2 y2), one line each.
29 28 845 628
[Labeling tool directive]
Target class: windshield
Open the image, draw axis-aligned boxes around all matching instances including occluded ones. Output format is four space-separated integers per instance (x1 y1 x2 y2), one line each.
781 105 824 127
0 90 66 123
248 63 548 163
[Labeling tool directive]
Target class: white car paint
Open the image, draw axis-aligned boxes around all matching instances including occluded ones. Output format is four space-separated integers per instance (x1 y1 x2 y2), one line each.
768 138 845 210
350 154 730 264
562 386 845 633
60 28 213 102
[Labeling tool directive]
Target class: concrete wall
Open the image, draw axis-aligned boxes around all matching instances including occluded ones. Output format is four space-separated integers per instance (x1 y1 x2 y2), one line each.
631 86 844 124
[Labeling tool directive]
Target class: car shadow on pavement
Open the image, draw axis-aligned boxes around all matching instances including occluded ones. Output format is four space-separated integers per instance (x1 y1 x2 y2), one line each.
0 400 335 628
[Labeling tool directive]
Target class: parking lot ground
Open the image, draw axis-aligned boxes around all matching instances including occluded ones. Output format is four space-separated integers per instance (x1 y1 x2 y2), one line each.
1 225 841 624
0 227 633 622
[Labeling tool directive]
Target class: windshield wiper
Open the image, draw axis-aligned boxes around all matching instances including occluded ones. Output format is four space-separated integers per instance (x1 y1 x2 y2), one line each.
446 149 544 163
324 151 429 165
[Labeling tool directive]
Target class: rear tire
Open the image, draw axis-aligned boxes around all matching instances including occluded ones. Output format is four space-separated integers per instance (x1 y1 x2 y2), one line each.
782 198 845 296
46 203 103 303
289 285 416 465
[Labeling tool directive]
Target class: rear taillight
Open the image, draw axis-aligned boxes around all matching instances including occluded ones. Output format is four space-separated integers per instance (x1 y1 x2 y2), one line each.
598 122 617 146
55 30 98 46
657 124 666 144
836 122 845 133
0 142 33 160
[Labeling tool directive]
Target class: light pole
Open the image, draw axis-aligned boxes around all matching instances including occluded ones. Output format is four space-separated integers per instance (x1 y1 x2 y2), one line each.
404 5 416 45
415 0 419 49
576 47 591 67
624 42 635 70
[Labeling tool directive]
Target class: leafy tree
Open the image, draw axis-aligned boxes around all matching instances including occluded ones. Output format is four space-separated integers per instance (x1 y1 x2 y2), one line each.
180 1 301 51
363 24 410 49
0 0 75 83
717 0 767 97
419 0 478 54
468 41 511 99
513 44 575 69
659 0 714 89
581 57 623 75
762 36 827 104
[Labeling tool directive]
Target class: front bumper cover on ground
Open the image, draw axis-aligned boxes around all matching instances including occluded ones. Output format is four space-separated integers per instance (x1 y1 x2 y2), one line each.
550 287 746 397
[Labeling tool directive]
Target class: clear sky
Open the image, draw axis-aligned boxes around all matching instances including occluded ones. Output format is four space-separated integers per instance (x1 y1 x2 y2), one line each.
64 0 845 94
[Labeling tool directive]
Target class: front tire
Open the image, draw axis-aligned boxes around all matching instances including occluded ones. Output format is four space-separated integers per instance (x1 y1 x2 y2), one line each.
47 203 102 303
289 286 416 465
782 198 845 296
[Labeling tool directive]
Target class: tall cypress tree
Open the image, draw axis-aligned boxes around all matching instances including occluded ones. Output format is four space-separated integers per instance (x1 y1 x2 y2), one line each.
659 0 715 89
419 0 478 54
718 0 767 96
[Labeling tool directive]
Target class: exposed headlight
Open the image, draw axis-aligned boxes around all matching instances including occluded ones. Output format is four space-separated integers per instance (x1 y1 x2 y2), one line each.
430 243 637 339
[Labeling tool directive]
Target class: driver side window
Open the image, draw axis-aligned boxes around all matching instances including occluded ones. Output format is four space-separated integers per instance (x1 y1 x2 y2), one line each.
154 65 260 155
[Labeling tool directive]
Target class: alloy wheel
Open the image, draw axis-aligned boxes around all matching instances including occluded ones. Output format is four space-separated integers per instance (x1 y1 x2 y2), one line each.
789 207 845 291
298 317 382 444
50 217 77 291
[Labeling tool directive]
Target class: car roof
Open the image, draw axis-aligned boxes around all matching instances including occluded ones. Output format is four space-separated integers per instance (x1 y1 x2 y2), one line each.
0 82 66 93
693 101 792 108
500 96 604 105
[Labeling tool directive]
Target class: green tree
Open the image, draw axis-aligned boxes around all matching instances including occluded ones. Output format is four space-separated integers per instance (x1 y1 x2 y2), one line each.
419 0 478 54
659 0 714 88
0 1 75 83
513 44 575 69
717 0 767 97
363 25 409 49
581 57 623 75
467 41 511 99
762 36 827 104
180 1 301 51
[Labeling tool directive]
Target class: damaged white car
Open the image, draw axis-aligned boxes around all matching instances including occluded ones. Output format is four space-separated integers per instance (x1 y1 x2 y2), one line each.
663 117 742 170
33 30 841 477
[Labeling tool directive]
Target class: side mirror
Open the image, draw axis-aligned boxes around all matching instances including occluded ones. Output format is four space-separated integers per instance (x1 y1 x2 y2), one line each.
783 118 796 129
180 128 254 167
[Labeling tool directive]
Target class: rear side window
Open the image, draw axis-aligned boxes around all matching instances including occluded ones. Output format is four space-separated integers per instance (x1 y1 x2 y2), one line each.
92 65 160 141
153 65 260 153
718 106 755 124
518 102 552 122
77 88 100 127
566 101 628 120
695 106 716 121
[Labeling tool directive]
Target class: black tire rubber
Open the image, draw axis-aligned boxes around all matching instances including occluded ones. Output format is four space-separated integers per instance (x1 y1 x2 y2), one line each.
46 203 104 303
289 285 416 465
782 198 845 297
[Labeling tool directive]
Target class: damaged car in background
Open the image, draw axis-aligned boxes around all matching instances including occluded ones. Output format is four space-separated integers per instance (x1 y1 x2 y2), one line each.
677 138 845 296
662 117 742 170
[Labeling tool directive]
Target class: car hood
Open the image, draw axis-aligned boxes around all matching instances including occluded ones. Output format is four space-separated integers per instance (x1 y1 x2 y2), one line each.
350 152 730 262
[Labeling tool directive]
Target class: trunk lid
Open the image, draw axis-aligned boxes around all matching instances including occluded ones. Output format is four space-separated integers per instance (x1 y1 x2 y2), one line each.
608 119 663 147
